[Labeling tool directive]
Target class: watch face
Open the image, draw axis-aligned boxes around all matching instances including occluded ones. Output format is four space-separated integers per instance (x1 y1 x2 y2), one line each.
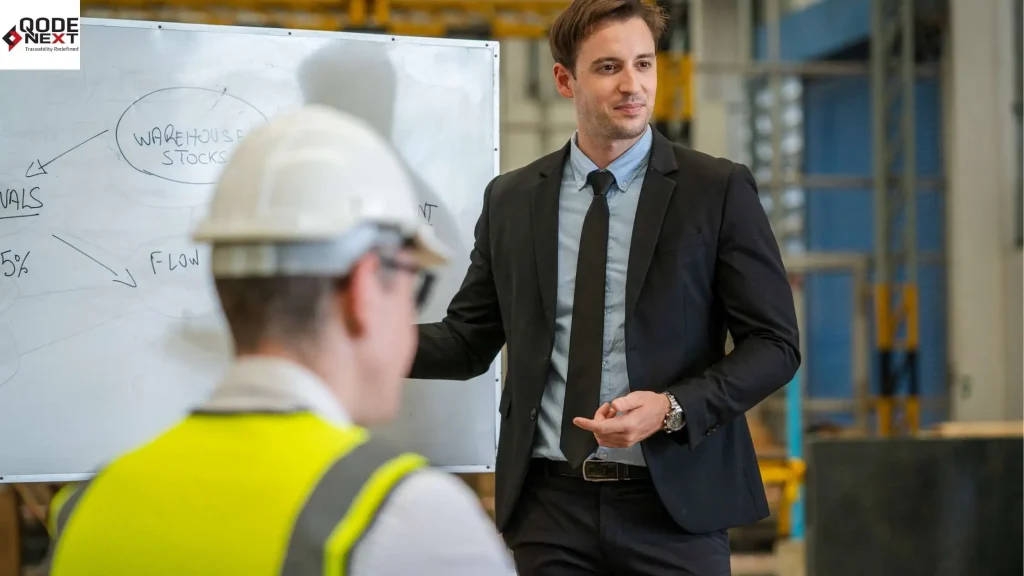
667 412 684 430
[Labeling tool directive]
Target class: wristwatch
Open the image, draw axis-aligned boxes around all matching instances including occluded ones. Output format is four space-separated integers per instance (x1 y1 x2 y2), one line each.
661 392 685 433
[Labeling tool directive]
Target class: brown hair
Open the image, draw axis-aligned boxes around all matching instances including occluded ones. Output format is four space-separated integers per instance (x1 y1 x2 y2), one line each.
212 232 405 354
549 0 669 74
214 276 336 353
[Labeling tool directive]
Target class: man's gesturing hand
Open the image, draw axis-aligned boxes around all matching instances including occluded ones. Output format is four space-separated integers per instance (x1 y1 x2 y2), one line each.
572 391 671 448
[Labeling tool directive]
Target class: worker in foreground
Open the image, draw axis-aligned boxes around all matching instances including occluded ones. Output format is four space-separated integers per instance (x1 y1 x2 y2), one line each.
43 104 516 575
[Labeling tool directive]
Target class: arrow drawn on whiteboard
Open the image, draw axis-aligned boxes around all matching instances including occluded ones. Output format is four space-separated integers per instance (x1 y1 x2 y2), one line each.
26 129 109 178
51 234 137 288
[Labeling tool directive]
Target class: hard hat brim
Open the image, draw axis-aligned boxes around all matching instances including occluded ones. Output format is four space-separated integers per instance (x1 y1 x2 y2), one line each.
409 223 451 268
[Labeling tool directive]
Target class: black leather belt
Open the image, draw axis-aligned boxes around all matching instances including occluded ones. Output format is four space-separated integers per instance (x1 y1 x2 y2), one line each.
536 458 651 482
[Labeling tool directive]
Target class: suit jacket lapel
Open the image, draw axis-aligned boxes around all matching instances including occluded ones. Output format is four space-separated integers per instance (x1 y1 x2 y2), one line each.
530 143 570 336
626 129 679 317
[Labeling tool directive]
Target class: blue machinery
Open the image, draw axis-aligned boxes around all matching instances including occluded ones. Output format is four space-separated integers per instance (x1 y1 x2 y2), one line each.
787 369 803 540
744 0 945 541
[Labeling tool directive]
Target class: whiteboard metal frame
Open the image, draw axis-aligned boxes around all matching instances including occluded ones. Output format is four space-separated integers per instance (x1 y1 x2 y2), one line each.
0 17 502 483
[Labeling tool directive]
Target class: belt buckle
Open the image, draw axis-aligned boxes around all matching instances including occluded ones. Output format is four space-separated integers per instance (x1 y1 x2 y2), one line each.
581 459 619 482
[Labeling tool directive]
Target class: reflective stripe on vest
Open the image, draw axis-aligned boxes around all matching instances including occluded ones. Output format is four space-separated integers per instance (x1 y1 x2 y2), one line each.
40 480 94 576
47 412 427 576
281 438 425 575
49 480 90 538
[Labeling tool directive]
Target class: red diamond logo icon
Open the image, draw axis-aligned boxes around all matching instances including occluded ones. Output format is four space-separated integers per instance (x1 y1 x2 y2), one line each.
3 27 22 51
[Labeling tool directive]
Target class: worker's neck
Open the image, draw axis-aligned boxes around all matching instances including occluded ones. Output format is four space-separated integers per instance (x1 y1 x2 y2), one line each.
245 342 357 413
246 343 320 373
575 129 643 170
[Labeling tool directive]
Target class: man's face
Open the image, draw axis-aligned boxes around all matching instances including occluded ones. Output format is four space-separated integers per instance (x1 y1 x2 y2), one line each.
555 17 658 142
349 249 421 424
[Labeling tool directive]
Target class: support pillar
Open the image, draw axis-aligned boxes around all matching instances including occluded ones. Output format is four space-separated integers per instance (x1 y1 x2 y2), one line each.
944 0 1018 421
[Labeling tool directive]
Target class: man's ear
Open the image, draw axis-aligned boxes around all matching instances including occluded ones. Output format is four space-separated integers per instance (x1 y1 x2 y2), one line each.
339 254 379 337
553 63 575 99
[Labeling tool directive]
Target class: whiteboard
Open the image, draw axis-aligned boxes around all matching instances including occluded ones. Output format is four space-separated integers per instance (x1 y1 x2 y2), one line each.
0 18 501 482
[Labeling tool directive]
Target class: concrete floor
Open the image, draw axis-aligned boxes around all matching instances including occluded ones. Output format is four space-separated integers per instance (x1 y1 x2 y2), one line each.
732 539 806 576
731 553 778 576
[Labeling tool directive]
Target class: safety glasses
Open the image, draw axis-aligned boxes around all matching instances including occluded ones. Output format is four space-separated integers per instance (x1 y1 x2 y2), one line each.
380 257 435 310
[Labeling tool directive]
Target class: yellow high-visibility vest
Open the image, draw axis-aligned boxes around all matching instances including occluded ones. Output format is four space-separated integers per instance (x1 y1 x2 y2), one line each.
46 411 427 576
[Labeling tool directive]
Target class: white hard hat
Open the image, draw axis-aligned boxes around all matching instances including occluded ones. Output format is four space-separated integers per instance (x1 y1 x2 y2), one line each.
192 104 450 278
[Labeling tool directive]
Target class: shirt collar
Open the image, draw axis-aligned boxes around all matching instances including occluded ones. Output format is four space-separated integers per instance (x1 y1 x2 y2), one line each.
568 124 653 193
199 356 351 425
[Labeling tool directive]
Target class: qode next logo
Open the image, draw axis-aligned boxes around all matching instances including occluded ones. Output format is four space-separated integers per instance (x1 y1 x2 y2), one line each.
3 17 79 52
0 0 82 71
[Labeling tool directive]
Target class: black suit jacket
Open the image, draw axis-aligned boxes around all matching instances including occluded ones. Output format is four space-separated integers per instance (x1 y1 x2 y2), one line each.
409 128 800 534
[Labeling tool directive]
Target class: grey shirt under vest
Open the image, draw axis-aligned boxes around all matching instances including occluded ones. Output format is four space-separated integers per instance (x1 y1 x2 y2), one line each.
202 357 517 576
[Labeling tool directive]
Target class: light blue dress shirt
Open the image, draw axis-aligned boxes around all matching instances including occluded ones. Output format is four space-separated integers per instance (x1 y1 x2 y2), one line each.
531 125 653 467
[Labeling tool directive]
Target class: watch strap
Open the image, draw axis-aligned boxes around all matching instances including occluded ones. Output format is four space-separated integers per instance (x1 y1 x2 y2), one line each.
662 391 684 432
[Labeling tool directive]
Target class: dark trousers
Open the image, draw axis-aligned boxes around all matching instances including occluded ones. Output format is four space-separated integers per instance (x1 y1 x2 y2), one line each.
501 460 732 576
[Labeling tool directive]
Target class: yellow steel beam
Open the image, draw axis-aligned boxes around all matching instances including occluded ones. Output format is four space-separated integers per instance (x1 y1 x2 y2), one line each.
84 5 558 37
491 18 549 37
654 53 693 122
277 11 346 30
79 0 678 21
387 0 569 10
873 281 920 436
757 458 805 538
388 19 449 36
84 5 696 119
83 0 570 12
81 0 669 44
82 1 694 120
86 0 347 8
350 0 368 27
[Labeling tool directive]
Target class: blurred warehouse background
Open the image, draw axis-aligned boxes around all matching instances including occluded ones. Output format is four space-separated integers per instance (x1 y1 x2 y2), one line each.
1 0 1022 574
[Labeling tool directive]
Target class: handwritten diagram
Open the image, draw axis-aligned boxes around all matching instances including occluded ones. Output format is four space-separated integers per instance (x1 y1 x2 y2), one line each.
115 87 268 185
0 18 508 484
25 130 109 179
51 234 136 288
0 85 444 390
0 86 270 389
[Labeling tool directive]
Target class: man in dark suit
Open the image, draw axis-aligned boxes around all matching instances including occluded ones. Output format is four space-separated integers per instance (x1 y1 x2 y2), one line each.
408 0 800 573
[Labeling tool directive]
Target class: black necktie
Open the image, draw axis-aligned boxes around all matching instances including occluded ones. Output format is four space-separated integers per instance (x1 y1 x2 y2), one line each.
560 169 615 469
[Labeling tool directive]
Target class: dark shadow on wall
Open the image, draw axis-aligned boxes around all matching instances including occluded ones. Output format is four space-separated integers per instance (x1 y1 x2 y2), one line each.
297 40 469 315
